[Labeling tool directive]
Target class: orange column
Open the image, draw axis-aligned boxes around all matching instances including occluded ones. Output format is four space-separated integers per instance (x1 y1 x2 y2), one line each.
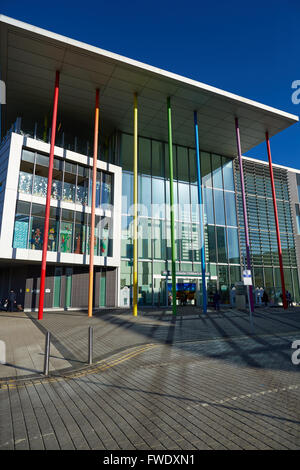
88 89 100 317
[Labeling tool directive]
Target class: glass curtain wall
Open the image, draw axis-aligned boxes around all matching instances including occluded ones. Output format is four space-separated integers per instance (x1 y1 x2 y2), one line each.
235 159 299 304
120 132 241 306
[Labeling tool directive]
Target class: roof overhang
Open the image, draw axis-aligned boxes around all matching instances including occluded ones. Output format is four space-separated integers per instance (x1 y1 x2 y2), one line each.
0 14 298 157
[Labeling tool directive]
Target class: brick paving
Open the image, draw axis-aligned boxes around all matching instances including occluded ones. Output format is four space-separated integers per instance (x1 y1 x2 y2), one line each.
0 306 300 449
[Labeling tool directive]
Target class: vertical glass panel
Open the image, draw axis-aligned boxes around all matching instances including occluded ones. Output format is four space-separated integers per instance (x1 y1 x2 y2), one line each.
200 152 212 187
60 210 74 253
48 206 60 252
96 170 101 208
218 265 230 304
189 149 197 184
203 187 214 225
230 265 241 287
214 189 225 225
120 133 133 171
18 171 33 195
122 172 133 215
138 261 152 305
178 182 190 222
222 157 235 191
101 172 112 207
225 191 237 226
165 143 176 180
192 223 200 262
206 225 216 263
181 222 192 261
121 215 133 258
152 178 165 219
63 161 76 203
152 140 165 178
29 204 45 250
139 137 151 175
76 165 89 206
51 158 63 201
33 174 47 198
254 267 264 289
13 201 30 249
264 267 274 302
138 175 151 217
99 216 112 257
21 149 35 163
177 146 189 183
292 269 300 303
227 227 239 263
216 226 228 263
153 219 166 259
138 218 152 259
190 185 199 223
211 154 223 189
74 211 84 254
19 151 34 194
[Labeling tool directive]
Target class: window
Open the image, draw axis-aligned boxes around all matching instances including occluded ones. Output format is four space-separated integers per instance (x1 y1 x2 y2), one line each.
60 210 74 253
30 204 45 250
63 162 77 203
13 201 30 249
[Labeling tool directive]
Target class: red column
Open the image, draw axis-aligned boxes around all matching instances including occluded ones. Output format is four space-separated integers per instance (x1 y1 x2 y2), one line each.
38 71 60 320
265 132 288 309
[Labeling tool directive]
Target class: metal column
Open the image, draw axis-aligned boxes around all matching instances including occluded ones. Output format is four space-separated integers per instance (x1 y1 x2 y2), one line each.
133 93 138 316
88 88 100 317
194 111 207 313
265 131 288 309
38 71 60 320
167 97 177 316
234 117 254 313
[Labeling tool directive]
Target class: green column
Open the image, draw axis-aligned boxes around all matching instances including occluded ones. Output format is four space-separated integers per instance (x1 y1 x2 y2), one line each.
167 97 177 316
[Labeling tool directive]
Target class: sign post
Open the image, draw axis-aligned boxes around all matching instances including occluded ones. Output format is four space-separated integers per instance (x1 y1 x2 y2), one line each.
243 268 254 331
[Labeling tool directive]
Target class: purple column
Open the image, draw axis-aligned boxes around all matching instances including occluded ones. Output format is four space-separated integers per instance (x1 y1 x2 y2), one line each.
235 117 254 313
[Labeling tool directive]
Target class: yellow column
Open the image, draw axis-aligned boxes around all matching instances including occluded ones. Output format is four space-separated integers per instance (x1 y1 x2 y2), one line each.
88 89 100 317
133 93 138 316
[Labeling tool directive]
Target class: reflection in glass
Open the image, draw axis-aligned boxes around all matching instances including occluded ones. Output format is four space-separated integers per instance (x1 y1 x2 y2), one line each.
214 189 225 225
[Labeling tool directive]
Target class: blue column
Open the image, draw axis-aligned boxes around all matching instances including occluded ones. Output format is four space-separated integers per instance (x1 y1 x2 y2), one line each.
194 111 207 313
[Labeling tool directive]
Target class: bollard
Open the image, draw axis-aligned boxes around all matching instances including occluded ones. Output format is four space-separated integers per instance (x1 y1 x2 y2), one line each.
43 331 50 376
88 326 93 365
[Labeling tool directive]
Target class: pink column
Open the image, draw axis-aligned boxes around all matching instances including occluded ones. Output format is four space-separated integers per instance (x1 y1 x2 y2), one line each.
235 118 254 313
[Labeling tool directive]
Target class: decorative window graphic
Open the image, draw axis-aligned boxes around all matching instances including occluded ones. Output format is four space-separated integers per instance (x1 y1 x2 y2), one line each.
60 222 73 253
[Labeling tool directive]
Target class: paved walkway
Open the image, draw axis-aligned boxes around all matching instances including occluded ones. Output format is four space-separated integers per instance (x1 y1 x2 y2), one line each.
0 306 299 449
0 306 300 380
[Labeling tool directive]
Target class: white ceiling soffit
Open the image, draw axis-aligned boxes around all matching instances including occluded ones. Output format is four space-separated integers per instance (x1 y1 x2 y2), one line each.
0 15 298 157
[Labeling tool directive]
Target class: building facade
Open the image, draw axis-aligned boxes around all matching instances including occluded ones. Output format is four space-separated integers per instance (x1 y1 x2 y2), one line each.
0 15 299 311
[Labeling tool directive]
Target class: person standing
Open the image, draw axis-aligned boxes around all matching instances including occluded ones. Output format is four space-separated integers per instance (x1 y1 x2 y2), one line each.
262 289 269 307
213 291 221 311
8 289 16 312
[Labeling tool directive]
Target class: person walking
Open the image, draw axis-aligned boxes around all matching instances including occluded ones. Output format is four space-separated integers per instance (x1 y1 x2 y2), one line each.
8 289 16 312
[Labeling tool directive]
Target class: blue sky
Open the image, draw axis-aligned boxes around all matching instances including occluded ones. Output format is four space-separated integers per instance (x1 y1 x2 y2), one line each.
2 0 300 168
